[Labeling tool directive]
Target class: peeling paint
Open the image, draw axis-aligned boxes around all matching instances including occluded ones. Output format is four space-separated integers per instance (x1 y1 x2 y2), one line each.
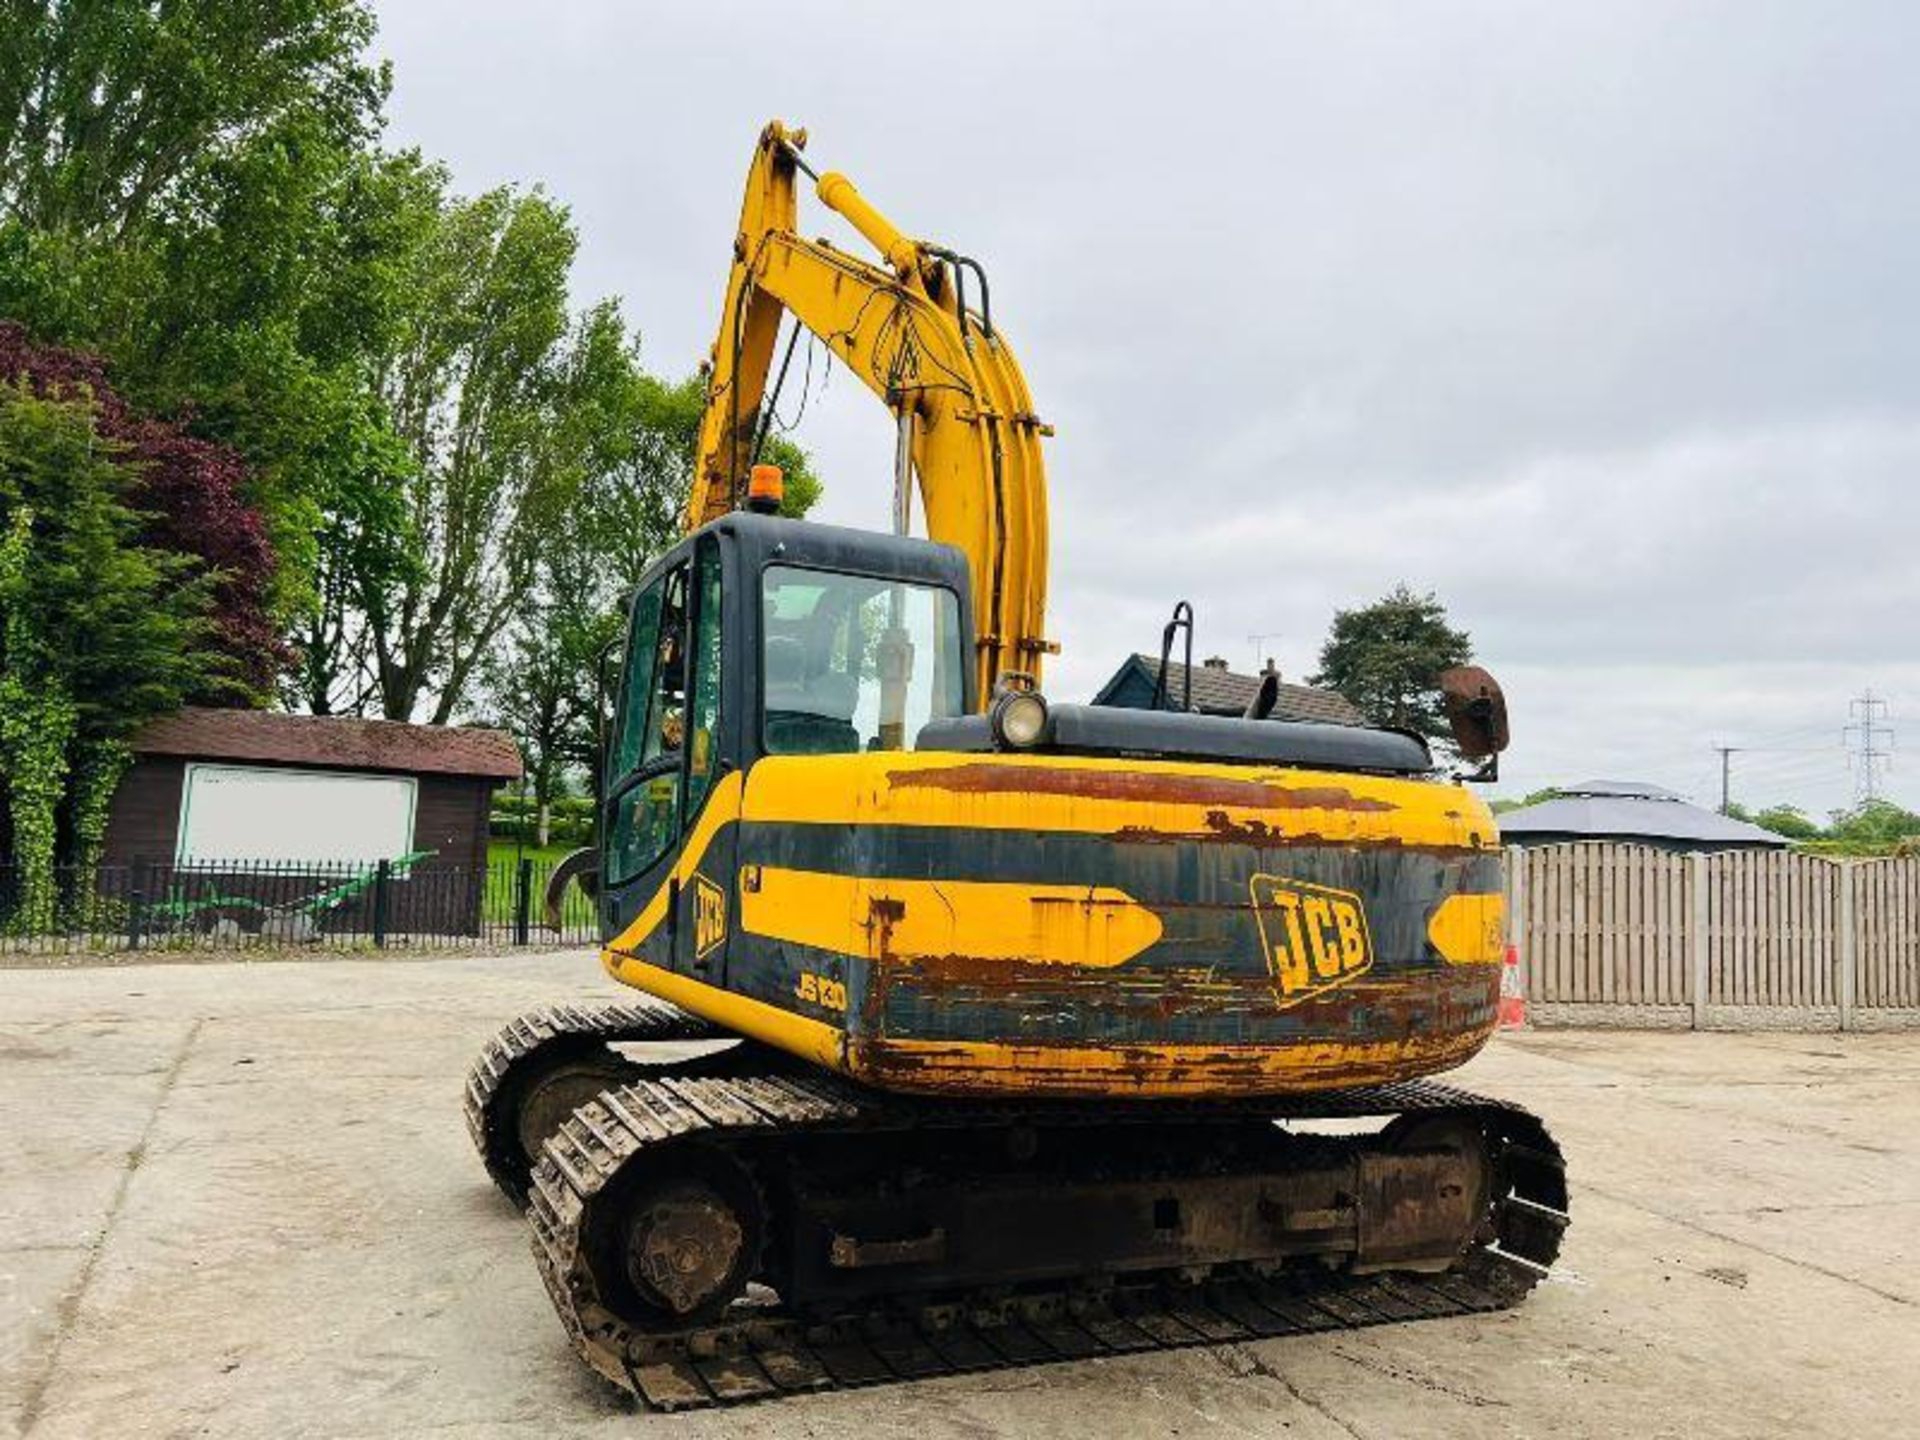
890 764 1397 812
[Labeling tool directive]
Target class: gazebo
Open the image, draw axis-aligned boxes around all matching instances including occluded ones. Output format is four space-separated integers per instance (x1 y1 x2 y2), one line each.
1497 780 1790 853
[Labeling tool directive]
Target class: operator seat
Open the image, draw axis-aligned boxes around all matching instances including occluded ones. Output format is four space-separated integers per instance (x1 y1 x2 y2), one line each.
764 635 861 754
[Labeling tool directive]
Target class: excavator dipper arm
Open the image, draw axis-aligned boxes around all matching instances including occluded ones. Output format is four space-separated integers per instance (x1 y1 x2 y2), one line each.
690 121 1053 702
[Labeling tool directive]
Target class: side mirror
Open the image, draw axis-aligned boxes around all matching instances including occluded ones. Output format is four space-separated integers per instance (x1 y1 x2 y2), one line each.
1438 666 1509 779
543 847 601 932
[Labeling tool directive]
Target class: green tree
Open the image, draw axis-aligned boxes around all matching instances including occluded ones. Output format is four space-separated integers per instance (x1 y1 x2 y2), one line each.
1490 787 1561 815
621 372 822 559
1825 800 1920 855
477 369 822 842
0 384 215 918
1311 584 1473 741
285 395 421 714
0 0 411 629
1752 804 1822 840
1 323 282 699
1 0 831 752
0 2 383 238
482 596 620 848
363 190 637 722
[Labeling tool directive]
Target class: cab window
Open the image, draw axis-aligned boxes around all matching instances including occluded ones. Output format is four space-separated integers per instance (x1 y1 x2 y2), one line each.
608 579 664 781
684 536 723 816
606 562 689 882
638 565 690 770
761 565 963 755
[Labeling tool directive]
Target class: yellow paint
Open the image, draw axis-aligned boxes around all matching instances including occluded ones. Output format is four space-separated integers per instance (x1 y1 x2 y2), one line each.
741 867 1163 968
1248 876 1373 1005
1426 892 1506 966
605 946 847 1070
743 749 1498 851
688 120 1051 700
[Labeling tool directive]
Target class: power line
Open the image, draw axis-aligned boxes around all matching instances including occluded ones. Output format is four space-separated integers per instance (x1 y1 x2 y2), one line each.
1728 721 1839 749
1735 764 1843 793
1843 688 1894 803
1704 734 1849 814
1737 745 1847 773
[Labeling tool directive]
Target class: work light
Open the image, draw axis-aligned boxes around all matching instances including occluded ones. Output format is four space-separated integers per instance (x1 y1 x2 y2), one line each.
990 687 1050 749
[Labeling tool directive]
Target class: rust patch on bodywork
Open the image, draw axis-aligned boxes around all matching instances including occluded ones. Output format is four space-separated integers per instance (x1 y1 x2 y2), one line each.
857 960 1501 1091
891 764 1397 812
1113 813 1489 858
848 1002 1498 1096
1201 810 1286 844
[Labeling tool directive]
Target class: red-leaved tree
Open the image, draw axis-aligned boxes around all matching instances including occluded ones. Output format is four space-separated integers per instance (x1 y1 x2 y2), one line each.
0 323 281 699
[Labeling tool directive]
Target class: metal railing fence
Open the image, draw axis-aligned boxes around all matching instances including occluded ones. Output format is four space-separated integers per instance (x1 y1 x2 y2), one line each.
0 856 598 955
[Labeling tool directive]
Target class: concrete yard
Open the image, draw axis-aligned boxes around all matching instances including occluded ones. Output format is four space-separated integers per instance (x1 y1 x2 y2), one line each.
3 953 1917 1439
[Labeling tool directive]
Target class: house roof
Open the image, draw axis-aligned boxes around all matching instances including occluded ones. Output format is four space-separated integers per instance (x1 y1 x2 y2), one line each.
132 708 524 780
1094 655 1364 727
1499 782 1788 847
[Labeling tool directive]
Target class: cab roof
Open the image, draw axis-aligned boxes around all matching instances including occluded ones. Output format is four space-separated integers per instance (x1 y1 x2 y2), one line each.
707 511 974 599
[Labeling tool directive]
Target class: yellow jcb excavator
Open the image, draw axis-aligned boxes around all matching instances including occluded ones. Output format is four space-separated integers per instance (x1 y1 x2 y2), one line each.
464 120 1566 1411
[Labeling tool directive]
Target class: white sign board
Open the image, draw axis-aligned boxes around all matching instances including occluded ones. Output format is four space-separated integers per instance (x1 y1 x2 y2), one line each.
177 764 418 867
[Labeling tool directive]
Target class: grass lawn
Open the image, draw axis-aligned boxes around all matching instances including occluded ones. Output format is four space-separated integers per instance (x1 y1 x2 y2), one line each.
481 840 596 928
485 839 589 868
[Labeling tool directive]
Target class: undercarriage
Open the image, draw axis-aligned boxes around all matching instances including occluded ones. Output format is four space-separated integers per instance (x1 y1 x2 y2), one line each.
466 1001 1568 1411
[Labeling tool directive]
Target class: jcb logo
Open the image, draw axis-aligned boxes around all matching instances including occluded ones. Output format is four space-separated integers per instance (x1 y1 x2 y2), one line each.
693 874 727 959
1248 876 1374 1006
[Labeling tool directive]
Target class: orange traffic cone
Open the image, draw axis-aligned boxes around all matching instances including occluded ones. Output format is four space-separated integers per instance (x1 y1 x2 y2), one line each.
1498 944 1526 1029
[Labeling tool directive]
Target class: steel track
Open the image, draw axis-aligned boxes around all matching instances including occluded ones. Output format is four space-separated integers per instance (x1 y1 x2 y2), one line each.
467 1003 1569 1411
463 1000 733 1203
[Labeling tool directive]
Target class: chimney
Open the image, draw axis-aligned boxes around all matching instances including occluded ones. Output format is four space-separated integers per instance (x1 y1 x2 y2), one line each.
1202 655 1229 671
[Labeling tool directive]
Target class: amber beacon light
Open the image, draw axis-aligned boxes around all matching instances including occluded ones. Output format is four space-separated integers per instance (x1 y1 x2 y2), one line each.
746 464 785 514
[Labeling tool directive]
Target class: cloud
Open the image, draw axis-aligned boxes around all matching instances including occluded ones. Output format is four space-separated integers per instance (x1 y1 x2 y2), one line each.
374 0 1920 817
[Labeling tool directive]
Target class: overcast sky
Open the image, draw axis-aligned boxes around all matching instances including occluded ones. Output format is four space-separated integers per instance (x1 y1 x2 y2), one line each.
375 0 1918 817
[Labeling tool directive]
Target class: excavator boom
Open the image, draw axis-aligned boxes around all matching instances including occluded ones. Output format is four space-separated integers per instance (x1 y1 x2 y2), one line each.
690 121 1052 702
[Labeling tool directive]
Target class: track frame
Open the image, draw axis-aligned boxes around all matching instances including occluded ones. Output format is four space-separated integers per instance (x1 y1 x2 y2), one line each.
466 1008 1568 1412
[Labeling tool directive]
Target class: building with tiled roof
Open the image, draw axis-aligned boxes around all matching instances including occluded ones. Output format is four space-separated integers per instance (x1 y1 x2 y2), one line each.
104 708 523 880
1092 655 1364 727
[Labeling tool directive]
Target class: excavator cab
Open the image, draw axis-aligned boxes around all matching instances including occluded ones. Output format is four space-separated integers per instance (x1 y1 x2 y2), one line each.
598 510 974 984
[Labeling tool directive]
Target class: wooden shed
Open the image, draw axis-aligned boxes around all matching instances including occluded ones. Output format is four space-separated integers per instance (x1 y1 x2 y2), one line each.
101 709 523 938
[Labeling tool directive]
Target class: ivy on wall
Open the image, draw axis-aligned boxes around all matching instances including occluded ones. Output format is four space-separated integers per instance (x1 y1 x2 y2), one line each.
0 383 217 918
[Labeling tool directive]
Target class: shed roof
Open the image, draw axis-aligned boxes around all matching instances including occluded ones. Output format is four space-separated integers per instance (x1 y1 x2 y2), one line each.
1094 655 1364 727
1499 782 1788 848
133 708 523 780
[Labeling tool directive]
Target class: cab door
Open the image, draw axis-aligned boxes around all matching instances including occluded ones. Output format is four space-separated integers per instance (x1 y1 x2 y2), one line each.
600 536 737 981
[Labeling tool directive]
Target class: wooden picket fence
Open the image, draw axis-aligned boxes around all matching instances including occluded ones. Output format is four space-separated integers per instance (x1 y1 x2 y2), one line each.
1504 842 1920 1029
